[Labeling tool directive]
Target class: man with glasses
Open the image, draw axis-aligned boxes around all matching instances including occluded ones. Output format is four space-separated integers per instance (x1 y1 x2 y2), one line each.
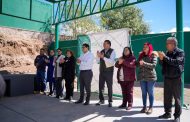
158 37 185 122
75 43 94 105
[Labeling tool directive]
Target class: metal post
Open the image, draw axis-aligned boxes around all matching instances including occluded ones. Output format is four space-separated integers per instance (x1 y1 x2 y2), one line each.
29 0 32 19
55 2 61 51
55 23 60 51
0 0 2 14
53 3 54 22
176 0 185 108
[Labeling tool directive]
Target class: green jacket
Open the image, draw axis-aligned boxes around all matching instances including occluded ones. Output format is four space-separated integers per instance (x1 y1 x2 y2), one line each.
137 54 157 81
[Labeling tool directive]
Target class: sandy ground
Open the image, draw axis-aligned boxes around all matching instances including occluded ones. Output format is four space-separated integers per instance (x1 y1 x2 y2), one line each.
133 86 190 106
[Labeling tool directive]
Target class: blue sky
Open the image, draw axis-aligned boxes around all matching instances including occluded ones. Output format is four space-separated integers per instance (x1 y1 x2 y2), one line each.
45 0 190 34
136 0 190 33
94 0 190 33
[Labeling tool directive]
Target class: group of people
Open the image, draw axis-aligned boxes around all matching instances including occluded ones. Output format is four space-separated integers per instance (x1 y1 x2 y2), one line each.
34 48 76 100
34 37 185 122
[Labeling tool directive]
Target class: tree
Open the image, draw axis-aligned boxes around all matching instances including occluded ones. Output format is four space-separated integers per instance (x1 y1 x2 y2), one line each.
58 1 105 39
61 16 104 38
100 6 150 35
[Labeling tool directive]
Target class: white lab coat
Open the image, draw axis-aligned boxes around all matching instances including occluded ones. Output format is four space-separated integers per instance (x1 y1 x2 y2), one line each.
53 55 65 78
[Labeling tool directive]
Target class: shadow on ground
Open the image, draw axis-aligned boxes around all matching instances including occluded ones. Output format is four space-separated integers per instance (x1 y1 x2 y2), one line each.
0 92 187 122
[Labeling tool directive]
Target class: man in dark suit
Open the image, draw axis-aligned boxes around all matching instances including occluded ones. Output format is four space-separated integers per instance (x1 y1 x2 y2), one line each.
96 40 116 107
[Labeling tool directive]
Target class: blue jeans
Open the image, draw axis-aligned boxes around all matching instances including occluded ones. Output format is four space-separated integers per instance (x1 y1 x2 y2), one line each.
140 81 156 108
35 70 46 92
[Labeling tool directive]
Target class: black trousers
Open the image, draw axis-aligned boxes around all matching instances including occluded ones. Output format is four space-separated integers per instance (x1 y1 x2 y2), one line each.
49 80 55 94
164 78 182 118
99 71 113 102
65 77 74 98
56 77 63 97
47 78 55 94
79 70 93 102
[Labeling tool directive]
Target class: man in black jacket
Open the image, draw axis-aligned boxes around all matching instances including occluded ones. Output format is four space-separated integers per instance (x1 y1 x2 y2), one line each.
34 48 48 94
158 37 185 122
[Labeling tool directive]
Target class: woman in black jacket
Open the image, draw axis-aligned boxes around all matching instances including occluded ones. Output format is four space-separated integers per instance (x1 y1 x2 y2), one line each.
60 50 76 101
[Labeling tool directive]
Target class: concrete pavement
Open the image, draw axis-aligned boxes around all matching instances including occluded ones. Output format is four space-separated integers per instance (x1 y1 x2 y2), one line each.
0 93 189 122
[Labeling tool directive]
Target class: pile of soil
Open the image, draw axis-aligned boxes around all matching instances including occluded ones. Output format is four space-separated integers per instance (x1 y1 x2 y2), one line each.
0 27 53 74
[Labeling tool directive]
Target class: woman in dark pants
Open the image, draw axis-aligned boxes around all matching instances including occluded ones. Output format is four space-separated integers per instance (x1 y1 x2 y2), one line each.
47 50 55 96
115 47 136 110
54 48 65 99
136 42 158 115
60 50 76 101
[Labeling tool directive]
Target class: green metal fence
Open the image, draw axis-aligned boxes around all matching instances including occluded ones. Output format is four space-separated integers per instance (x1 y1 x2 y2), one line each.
131 32 190 84
50 32 190 84
0 0 52 32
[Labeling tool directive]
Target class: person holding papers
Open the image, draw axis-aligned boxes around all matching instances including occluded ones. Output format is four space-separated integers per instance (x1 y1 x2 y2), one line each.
96 40 116 107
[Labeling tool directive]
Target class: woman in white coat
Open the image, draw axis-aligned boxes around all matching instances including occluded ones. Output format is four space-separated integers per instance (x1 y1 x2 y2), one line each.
54 48 65 99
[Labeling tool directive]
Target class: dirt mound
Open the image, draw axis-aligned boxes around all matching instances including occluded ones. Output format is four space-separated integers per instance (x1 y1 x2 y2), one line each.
0 27 53 74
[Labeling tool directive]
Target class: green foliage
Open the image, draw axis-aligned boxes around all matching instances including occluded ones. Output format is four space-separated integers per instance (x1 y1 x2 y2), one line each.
60 2 105 38
62 17 103 38
100 6 150 35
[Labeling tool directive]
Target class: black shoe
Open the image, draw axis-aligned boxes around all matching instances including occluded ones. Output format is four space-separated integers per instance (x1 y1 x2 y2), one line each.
140 107 147 113
146 108 153 115
83 101 89 105
174 117 180 122
118 104 126 108
158 113 171 119
96 101 105 105
75 100 83 104
64 97 69 100
108 102 112 107
55 96 59 99
48 92 53 96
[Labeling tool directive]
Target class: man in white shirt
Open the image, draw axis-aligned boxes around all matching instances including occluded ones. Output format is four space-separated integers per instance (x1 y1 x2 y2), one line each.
96 40 116 107
75 43 94 105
